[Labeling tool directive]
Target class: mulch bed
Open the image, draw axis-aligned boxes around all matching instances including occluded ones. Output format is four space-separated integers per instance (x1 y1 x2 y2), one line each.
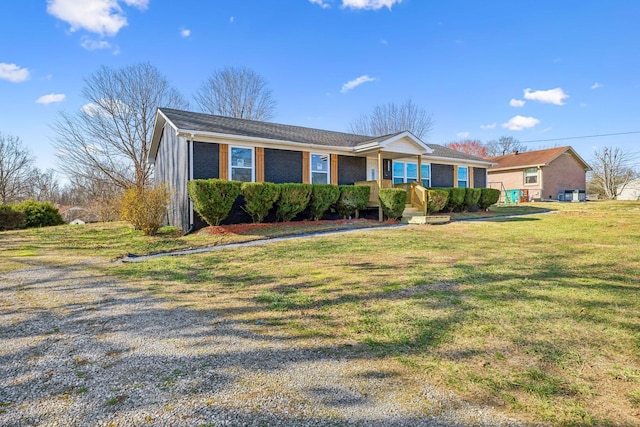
195 219 398 236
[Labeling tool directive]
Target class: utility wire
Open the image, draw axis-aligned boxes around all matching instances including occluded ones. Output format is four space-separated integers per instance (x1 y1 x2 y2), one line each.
521 130 640 143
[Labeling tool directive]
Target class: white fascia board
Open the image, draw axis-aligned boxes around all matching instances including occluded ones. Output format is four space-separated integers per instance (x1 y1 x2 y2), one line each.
428 156 495 167
175 129 355 154
148 109 178 162
489 163 546 172
380 131 434 153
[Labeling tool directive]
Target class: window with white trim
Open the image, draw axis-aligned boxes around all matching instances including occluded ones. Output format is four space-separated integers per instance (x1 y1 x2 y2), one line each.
230 147 254 182
311 154 330 184
457 166 468 188
524 167 538 185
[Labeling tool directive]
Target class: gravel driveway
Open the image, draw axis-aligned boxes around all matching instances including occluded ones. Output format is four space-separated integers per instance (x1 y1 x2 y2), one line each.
1 262 529 426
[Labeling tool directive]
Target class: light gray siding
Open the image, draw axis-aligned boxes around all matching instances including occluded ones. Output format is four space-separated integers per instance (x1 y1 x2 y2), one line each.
154 124 190 231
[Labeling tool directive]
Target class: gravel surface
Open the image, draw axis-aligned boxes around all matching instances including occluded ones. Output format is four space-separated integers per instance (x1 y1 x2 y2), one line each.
1 263 532 427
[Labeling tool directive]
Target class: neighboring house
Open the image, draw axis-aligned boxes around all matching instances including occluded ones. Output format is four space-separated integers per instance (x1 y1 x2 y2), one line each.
618 178 640 200
148 108 493 231
487 146 591 202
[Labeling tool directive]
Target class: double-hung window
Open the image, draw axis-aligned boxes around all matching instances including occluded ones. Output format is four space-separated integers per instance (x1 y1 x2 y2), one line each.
230 147 254 182
457 166 468 188
311 154 330 184
524 167 538 185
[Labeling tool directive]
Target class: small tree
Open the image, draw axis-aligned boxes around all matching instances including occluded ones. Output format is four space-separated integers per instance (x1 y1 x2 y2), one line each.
309 184 340 221
588 146 636 199
241 182 280 223
348 99 433 139
188 179 242 226
445 140 487 158
194 66 277 121
120 185 171 235
0 133 35 204
486 136 527 157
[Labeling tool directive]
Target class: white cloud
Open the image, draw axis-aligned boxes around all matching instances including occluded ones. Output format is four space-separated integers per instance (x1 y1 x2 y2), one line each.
0 63 30 82
341 75 376 93
380 39 388 45
180 28 191 38
36 93 66 104
80 37 112 50
509 98 525 107
591 82 602 89
341 0 402 10
309 0 331 8
523 87 569 106
480 123 497 130
82 102 103 117
502 115 540 131
230 16 235 23
456 131 470 138
46 0 148 37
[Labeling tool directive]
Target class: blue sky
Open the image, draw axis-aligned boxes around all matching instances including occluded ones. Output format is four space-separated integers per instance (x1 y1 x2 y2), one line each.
1 0 639 173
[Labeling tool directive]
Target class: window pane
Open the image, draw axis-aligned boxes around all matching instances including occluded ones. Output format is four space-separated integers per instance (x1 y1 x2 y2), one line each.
393 178 404 185
406 163 418 179
311 171 328 185
421 164 430 179
311 154 328 172
422 179 430 187
231 147 252 167
524 168 537 184
393 162 404 177
458 180 467 188
458 166 468 181
232 168 252 182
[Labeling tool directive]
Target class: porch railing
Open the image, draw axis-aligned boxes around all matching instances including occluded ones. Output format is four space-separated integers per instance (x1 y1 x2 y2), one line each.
394 182 428 215
354 179 393 206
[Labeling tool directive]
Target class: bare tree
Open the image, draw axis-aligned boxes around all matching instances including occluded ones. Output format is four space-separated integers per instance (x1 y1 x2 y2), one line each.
0 133 35 204
194 66 277 121
52 62 188 192
588 146 637 199
25 168 60 203
486 136 528 157
445 140 487 158
348 99 433 140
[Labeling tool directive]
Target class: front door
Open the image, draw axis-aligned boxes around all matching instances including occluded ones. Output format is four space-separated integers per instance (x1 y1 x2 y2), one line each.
382 159 392 180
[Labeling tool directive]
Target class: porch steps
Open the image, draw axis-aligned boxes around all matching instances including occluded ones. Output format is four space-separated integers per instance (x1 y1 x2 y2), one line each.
401 205 450 225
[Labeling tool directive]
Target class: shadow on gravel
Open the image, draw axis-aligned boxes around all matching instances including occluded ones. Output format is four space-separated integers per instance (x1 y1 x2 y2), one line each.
0 258 536 427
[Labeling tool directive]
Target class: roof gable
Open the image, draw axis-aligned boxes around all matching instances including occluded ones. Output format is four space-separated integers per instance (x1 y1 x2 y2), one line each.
488 146 591 171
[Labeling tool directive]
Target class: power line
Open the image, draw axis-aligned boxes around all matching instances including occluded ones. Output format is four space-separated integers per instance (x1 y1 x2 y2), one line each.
521 130 640 143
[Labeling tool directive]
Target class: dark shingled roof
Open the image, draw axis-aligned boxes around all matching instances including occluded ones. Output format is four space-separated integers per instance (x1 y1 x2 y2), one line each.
158 108 491 163
160 108 381 148
426 144 489 163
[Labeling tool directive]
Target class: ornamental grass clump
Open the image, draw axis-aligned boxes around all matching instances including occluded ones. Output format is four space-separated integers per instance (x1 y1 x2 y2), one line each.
276 183 312 222
241 182 280 223
379 188 407 220
309 184 340 221
188 179 242 226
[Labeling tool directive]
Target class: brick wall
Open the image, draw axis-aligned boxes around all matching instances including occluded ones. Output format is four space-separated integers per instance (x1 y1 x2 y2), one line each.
541 152 587 199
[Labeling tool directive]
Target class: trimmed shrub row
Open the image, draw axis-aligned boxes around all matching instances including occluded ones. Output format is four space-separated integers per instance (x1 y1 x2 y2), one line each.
0 200 64 231
188 180 371 227
442 187 500 213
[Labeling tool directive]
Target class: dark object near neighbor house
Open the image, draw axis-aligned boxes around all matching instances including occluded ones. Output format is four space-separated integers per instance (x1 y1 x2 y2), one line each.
148 108 494 231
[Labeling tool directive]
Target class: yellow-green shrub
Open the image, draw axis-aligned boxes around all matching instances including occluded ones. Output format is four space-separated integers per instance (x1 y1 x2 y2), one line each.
120 185 170 235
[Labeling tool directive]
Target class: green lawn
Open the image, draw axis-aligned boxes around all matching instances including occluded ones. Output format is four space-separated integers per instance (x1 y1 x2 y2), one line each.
2 200 639 425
